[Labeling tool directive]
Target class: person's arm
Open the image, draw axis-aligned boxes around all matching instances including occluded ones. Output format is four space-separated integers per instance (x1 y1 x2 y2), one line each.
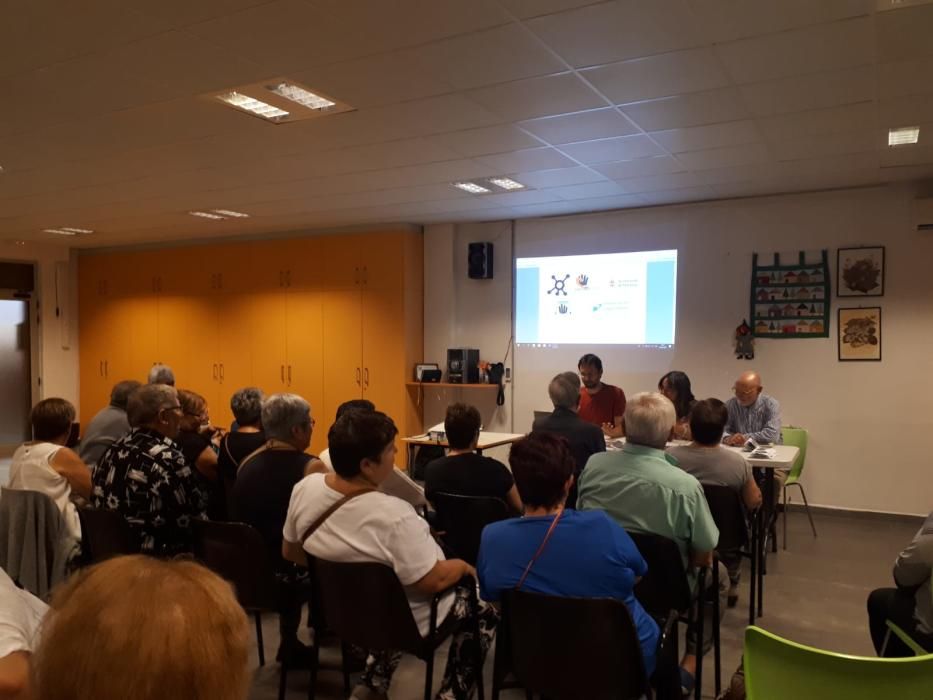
282 539 306 567
689 486 720 570
690 550 714 568
893 525 933 589
745 398 782 444
504 484 523 515
602 422 624 438
304 459 329 477
194 446 219 482
742 476 763 511
411 559 475 595
0 651 30 699
49 447 92 499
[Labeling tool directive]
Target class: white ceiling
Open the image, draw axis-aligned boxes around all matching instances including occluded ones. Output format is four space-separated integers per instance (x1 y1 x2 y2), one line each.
2 0 933 247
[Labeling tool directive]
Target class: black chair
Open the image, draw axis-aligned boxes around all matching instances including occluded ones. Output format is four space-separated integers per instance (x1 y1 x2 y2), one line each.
312 558 483 700
191 520 305 700
77 506 138 564
493 589 676 700
628 532 716 700
431 492 511 565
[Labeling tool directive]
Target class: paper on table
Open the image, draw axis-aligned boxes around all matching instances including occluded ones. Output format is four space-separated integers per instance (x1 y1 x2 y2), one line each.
749 447 776 459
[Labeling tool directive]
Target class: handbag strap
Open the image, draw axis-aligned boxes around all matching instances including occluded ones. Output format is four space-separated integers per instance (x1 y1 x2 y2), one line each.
515 507 564 591
300 488 376 545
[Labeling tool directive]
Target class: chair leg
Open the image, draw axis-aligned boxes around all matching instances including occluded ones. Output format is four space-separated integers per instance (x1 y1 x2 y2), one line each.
255 612 265 667
712 561 721 697
341 642 352 696
694 568 706 700
748 509 757 626
424 650 435 700
308 640 320 700
782 485 789 551
278 659 288 700
798 483 818 538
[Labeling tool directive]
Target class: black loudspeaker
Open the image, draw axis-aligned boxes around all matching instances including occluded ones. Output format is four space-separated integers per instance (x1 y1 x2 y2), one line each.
447 348 480 384
468 242 494 279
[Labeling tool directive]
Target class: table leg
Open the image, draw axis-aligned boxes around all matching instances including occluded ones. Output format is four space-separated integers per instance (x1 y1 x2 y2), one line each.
748 508 757 626
757 471 773 618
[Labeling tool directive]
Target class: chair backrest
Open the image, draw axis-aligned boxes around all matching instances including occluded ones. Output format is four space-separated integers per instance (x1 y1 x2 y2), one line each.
702 484 749 552
781 427 808 480
0 488 69 599
504 590 648 700
744 626 933 700
628 532 692 616
77 507 138 563
191 519 277 611
313 559 424 654
432 492 511 565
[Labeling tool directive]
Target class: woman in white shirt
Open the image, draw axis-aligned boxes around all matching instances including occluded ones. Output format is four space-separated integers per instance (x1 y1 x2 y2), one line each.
283 410 497 700
8 398 92 541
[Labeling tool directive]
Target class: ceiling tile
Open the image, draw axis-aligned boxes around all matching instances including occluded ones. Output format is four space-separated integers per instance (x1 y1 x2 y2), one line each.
134 0 277 28
478 147 578 173
514 167 608 189
770 130 881 162
526 0 708 68
757 103 876 142
649 120 762 153
520 108 640 144
612 171 706 193
636 185 717 205
593 155 686 180
557 135 666 164
878 56 933 100
714 17 874 85
427 125 544 157
497 0 606 19
877 95 933 128
675 142 772 171
549 181 631 200
467 73 606 121
876 3 933 62
619 87 750 131
581 48 730 104
738 65 875 118
405 24 565 90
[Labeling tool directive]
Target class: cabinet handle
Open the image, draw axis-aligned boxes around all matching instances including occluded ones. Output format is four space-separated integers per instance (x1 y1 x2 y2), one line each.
364 367 369 388
104 360 108 377
362 266 368 285
219 363 224 381
281 365 285 383
99 360 104 377
213 364 218 380
356 367 361 386
279 271 284 287
286 270 291 287
287 365 292 385
354 267 360 285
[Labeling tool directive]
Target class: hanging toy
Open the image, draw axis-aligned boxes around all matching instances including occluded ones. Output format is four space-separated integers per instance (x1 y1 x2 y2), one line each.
735 319 754 360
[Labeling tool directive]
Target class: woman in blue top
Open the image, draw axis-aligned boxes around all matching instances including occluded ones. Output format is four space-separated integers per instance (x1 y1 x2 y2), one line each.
477 432 660 675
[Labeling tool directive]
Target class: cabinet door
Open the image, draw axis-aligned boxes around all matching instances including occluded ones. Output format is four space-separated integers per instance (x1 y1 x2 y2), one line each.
321 291 363 431
78 302 119 426
313 237 362 290
361 288 408 432
286 291 325 454
157 296 216 401
215 293 256 427
359 232 405 291
248 291 288 398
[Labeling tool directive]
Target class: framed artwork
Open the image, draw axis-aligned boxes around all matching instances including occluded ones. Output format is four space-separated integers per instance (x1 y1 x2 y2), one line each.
838 307 881 362
837 246 884 297
750 250 830 338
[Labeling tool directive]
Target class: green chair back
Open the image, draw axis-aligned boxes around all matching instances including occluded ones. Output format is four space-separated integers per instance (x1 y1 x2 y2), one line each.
781 426 808 483
745 626 933 700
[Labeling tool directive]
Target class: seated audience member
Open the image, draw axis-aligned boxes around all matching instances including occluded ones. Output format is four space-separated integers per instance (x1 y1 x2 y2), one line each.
577 354 626 437
424 403 522 513
723 371 781 446
217 387 266 479
578 392 725 693
668 399 762 606
8 398 91 541
234 393 323 665
91 384 207 555
283 410 496 700
147 363 175 386
532 372 605 508
176 390 221 483
658 371 696 441
316 399 375 470
867 510 933 656
478 433 660 675
0 566 48 699
78 379 140 467
32 555 250 700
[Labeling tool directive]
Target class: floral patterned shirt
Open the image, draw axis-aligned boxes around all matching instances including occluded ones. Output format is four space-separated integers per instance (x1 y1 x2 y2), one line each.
91 427 207 555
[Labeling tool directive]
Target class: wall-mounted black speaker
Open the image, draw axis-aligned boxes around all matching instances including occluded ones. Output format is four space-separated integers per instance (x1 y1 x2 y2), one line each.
468 242 494 279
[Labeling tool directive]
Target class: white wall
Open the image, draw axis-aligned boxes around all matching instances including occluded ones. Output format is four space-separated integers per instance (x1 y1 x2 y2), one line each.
424 185 933 516
0 240 79 409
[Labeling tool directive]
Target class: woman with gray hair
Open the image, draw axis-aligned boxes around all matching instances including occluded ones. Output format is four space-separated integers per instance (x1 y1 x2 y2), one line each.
216 387 266 518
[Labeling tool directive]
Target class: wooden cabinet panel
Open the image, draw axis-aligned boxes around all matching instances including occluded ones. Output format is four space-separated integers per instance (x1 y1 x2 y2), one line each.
361 289 406 425
248 291 288 398
321 291 363 431
312 237 362 290
360 232 405 291
215 293 256 427
285 291 325 453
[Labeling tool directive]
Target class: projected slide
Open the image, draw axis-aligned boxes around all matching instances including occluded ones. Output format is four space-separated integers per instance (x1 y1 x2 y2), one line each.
515 249 677 346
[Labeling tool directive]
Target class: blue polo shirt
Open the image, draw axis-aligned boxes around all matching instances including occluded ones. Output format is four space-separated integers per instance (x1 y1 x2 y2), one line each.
477 509 660 675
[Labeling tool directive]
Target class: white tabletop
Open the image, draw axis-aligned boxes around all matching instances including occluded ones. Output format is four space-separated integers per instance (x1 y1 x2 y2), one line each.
607 439 798 469
402 431 524 450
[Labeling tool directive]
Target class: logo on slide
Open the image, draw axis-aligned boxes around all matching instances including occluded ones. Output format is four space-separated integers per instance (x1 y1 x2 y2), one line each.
576 274 589 288
558 303 568 314
548 274 569 296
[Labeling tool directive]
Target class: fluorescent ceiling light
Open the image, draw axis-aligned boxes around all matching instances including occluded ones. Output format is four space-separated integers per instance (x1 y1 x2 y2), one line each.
189 211 227 220
59 227 93 234
488 177 525 191
453 182 492 194
888 126 920 146
43 229 79 235
212 209 249 218
217 92 289 121
268 82 335 110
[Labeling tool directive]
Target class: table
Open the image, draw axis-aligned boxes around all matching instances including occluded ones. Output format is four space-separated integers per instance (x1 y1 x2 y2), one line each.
402 431 524 472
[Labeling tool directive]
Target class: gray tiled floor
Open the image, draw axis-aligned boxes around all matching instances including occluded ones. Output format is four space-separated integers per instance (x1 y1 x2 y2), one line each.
249 510 922 699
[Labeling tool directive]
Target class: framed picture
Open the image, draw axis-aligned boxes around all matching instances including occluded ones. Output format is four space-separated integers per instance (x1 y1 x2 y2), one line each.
838 307 881 361
837 246 884 297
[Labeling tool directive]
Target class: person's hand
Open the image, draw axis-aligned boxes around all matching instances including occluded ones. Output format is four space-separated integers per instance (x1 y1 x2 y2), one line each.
464 562 477 580
602 423 624 438
725 433 745 447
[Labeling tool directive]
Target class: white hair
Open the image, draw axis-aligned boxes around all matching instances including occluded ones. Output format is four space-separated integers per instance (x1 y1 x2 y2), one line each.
261 393 311 442
547 373 580 410
147 364 175 386
624 392 676 448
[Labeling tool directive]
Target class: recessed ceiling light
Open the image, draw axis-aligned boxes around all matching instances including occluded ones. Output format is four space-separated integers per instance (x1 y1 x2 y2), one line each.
59 227 93 234
888 126 920 146
189 211 227 220
43 229 79 235
211 209 250 218
268 82 335 110
488 177 526 191
217 92 290 122
453 182 492 194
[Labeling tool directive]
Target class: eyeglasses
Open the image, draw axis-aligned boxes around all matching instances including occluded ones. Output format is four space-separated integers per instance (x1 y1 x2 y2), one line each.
732 386 758 396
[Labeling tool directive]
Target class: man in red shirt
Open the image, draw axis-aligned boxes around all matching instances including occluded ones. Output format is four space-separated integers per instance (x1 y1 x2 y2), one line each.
577 354 626 437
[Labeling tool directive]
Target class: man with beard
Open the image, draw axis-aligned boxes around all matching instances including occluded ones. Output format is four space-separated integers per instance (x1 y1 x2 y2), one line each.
577 354 627 438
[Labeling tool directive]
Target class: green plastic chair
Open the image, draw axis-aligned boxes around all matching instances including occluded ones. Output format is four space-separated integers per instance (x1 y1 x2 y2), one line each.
780 426 817 550
745 626 933 700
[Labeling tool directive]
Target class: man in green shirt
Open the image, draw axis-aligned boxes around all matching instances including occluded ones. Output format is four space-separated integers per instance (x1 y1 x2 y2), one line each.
578 391 727 694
